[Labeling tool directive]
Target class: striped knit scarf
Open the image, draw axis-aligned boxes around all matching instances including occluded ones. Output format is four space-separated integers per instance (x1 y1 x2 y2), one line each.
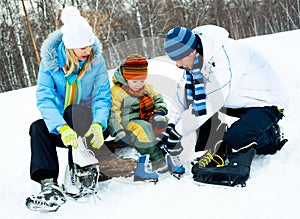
185 53 207 116
63 63 87 109
139 94 154 121
122 85 154 121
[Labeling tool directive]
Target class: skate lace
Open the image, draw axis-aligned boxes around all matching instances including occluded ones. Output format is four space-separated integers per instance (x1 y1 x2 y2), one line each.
145 162 153 173
82 137 95 153
198 152 224 167
30 198 50 208
70 169 77 185
41 183 51 193
171 155 182 166
80 137 97 160
41 181 56 193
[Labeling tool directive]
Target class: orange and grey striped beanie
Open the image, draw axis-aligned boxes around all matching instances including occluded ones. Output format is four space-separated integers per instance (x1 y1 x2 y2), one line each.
121 54 148 80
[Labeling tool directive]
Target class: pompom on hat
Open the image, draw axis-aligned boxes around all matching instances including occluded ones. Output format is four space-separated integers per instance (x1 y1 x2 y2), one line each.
61 6 95 49
164 27 197 61
121 54 148 80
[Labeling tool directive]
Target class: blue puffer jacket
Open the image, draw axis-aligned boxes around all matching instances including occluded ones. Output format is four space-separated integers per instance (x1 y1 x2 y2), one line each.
36 29 112 134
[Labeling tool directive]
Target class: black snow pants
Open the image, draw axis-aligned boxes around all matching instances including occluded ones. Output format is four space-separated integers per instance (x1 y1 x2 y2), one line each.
195 106 284 154
29 105 93 183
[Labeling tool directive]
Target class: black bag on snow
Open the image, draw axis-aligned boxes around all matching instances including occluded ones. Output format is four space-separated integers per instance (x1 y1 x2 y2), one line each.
192 148 256 187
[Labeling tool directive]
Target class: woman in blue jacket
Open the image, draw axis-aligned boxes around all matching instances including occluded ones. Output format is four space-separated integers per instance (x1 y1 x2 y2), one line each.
26 6 111 212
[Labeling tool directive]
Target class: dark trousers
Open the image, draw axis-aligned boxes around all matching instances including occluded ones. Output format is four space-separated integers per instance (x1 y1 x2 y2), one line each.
29 105 93 183
195 106 283 154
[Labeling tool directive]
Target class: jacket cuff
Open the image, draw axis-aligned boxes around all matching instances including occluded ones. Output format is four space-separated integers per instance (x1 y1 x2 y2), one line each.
115 129 126 141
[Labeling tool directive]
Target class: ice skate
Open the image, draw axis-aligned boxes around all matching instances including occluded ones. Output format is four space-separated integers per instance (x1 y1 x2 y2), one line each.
73 164 100 198
63 137 100 199
192 148 256 187
134 154 158 183
26 178 66 212
165 154 185 179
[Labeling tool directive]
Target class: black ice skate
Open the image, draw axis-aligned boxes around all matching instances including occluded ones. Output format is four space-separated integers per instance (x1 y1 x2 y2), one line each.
192 148 256 187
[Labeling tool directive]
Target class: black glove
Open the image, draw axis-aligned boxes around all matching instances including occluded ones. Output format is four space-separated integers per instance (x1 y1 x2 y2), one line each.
157 123 183 155
165 123 182 148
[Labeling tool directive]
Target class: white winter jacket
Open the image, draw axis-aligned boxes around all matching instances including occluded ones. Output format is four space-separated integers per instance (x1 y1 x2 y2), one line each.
168 25 289 136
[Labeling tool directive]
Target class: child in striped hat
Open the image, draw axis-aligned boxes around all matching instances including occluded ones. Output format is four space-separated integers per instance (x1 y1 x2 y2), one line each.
108 54 185 182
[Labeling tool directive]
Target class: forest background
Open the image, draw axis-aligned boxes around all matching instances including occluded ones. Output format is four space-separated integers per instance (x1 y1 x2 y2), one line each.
1 0 299 93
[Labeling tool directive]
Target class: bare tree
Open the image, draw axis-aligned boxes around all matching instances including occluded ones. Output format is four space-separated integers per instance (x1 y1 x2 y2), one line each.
0 0 299 92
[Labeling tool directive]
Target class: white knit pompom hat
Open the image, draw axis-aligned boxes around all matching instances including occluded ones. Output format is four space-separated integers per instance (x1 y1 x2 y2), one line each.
61 6 95 49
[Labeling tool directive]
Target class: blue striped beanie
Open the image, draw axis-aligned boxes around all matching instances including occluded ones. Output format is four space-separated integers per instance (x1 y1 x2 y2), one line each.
164 27 197 61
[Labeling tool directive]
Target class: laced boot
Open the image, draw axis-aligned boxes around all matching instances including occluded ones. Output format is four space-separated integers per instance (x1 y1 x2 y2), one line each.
134 154 159 183
166 154 185 178
157 142 185 177
66 137 100 198
26 178 66 212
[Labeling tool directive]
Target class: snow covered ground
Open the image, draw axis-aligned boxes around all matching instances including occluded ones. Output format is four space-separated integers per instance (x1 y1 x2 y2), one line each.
1 29 300 219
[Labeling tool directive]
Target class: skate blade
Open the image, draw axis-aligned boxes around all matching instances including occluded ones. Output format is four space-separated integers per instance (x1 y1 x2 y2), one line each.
65 192 82 200
133 176 158 184
65 187 98 199
171 173 184 180
194 181 245 189
26 202 61 213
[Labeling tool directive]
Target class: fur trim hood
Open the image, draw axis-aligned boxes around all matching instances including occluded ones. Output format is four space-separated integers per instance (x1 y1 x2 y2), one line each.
40 29 103 71
112 67 127 86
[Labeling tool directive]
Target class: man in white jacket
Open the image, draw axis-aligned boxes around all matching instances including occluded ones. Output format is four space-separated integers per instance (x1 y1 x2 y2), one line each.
163 25 288 167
